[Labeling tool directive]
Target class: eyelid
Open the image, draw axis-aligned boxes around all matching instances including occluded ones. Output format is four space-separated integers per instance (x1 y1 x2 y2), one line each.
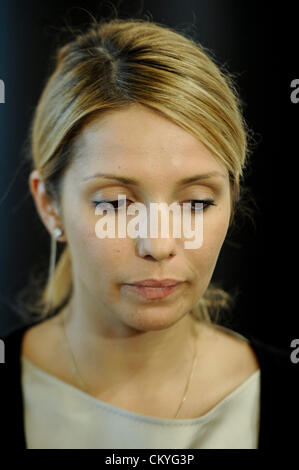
90 185 133 196
92 198 216 211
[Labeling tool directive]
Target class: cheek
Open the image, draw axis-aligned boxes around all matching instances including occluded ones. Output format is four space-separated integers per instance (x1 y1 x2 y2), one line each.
186 206 230 282
203 209 230 258
64 206 133 284
72 229 132 285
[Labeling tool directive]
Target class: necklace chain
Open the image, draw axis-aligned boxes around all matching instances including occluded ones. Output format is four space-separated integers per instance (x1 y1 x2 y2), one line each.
60 309 199 419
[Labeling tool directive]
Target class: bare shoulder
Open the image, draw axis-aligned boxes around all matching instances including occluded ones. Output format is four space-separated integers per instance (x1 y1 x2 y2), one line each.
197 322 260 379
21 312 65 374
181 321 261 419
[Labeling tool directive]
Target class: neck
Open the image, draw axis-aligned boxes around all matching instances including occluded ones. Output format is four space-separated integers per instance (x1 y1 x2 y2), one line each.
59 297 201 388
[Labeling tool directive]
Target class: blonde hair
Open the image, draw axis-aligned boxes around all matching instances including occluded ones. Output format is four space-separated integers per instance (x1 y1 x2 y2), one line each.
18 16 256 325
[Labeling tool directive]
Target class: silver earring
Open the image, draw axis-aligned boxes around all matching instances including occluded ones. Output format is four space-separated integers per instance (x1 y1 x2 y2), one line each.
53 227 63 239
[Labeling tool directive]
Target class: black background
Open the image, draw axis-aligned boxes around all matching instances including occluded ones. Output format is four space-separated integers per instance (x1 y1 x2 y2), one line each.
0 0 298 351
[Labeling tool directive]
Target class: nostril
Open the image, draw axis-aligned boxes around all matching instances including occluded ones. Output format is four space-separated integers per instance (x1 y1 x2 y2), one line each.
144 255 156 261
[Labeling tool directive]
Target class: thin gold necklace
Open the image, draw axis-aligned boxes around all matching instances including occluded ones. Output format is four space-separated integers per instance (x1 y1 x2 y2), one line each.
60 310 199 419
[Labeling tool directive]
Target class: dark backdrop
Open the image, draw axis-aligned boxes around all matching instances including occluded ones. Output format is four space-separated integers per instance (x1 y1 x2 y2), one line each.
0 0 297 350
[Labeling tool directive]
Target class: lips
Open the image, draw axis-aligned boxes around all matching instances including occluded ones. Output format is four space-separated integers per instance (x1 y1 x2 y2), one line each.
127 279 182 287
123 279 184 299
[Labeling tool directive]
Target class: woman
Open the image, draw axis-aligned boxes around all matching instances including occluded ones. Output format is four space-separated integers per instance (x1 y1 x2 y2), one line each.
1 17 296 450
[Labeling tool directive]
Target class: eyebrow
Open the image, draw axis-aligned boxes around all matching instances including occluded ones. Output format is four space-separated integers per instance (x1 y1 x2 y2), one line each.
82 171 226 185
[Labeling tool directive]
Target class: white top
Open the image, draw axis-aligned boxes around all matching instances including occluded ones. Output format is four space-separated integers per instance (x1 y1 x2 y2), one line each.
21 326 261 449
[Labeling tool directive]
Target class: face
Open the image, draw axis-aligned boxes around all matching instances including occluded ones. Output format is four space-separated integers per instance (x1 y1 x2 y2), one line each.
55 103 231 332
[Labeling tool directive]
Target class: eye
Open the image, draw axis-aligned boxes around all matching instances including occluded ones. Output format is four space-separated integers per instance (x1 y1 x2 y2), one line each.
92 199 132 211
181 199 216 211
93 199 216 211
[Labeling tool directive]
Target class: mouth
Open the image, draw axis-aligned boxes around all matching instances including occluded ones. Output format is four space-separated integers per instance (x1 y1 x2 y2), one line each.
123 282 184 300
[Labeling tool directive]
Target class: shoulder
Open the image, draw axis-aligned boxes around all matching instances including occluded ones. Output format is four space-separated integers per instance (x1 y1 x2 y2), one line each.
183 321 260 419
1 320 40 363
199 322 261 377
21 313 64 372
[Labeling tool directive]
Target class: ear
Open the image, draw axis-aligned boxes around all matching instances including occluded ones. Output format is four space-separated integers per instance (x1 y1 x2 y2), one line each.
28 169 66 242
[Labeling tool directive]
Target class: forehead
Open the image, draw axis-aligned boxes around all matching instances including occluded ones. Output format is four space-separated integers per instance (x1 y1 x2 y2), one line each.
71 104 228 182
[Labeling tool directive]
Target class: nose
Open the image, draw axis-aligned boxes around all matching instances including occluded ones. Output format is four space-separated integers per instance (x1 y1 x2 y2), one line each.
135 204 178 261
136 236 177 261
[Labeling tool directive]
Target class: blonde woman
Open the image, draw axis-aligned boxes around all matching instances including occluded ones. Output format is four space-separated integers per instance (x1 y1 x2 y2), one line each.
1 17 296 450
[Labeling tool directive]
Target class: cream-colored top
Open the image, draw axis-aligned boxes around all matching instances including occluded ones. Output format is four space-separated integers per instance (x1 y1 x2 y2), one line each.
21 326 261 449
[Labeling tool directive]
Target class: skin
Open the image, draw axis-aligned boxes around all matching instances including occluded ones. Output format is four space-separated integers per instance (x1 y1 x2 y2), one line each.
28 103 256 414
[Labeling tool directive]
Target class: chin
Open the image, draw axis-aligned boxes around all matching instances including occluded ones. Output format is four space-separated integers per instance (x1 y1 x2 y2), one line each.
121 306 188 332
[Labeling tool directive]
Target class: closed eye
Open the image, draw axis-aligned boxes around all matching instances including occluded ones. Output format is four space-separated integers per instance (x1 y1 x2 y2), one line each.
93 199 216 211
181 200 216 211
93 199 131 210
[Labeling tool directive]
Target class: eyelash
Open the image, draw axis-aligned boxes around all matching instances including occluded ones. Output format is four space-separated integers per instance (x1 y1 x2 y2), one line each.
92 199 216 211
